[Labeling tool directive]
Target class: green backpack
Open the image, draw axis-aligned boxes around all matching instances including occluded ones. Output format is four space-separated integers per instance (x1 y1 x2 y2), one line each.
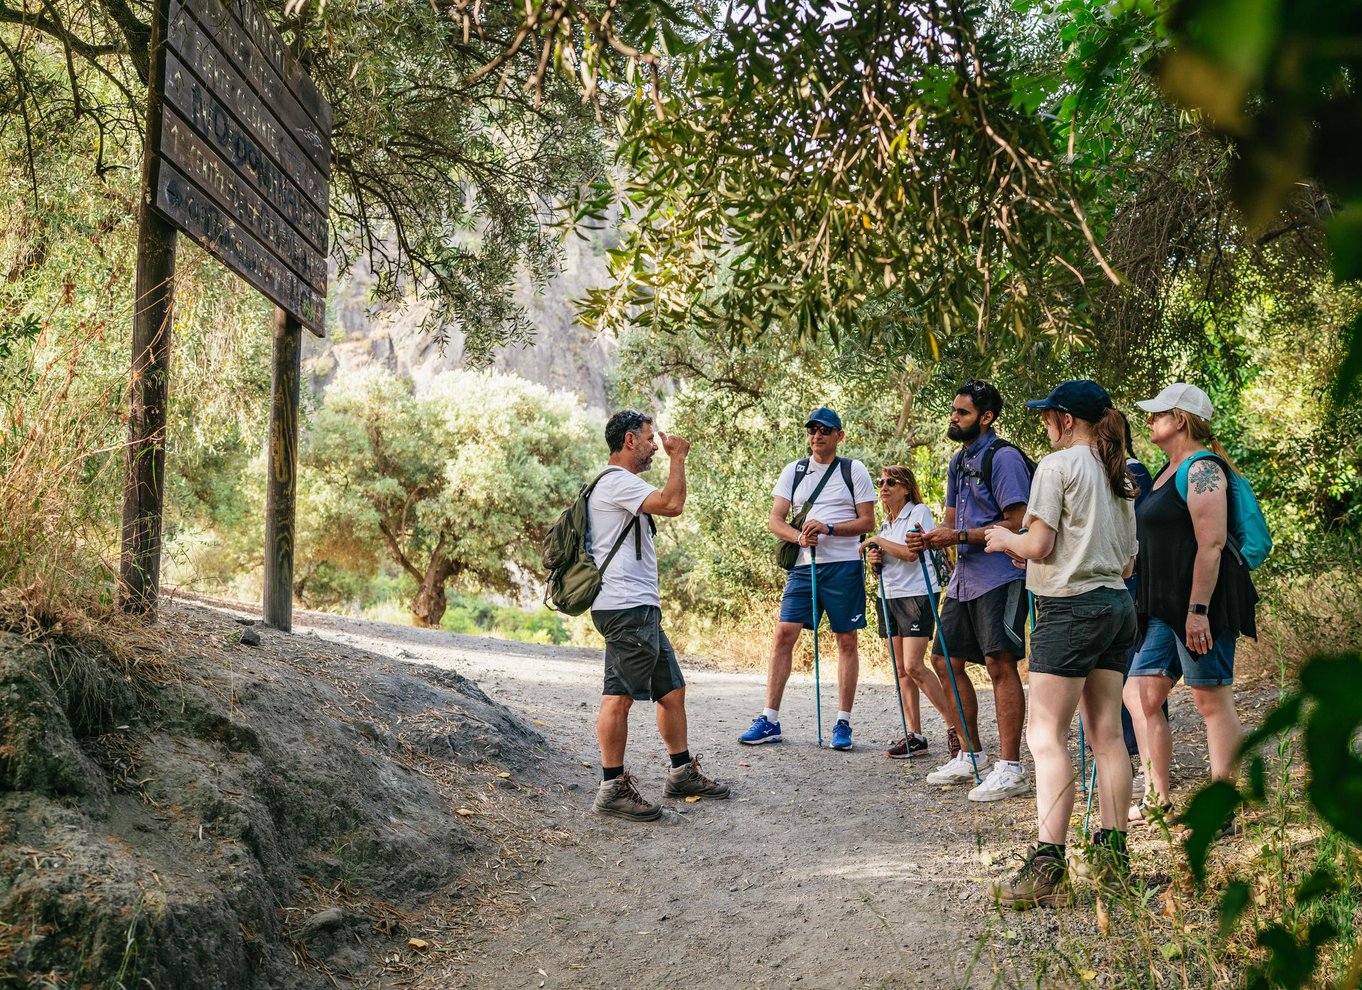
542 468 652 615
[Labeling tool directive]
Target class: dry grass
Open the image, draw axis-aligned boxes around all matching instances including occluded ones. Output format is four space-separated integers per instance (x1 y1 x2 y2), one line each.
0 320 126 617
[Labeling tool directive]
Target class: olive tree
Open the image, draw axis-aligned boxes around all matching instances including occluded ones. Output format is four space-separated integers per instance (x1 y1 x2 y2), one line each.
299 367 599 626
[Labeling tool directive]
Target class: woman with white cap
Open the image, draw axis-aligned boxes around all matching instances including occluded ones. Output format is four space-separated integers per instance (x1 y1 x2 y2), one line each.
1123 383 1258 830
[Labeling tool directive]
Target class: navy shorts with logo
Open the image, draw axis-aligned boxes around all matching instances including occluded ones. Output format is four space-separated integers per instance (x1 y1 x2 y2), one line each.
591 604 686 701
875 594 936 640
779 560 868 634
937 580 1027 663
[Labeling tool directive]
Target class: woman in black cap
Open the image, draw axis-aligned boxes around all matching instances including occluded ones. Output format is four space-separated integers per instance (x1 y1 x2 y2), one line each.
982 380 1139 908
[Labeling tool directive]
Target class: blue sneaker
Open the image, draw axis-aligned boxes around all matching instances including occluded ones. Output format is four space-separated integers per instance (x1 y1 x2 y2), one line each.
739 715 782 745
830 719 853 751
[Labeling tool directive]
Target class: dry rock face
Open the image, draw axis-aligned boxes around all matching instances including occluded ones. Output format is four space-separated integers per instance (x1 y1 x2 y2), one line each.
0 608 547 988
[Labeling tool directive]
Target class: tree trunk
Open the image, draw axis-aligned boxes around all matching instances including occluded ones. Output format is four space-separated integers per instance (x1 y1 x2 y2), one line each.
410 578 447 628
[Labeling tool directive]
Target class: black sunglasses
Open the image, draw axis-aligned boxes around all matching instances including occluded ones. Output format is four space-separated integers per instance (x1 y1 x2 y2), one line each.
806 424 837 436
876 478 901 487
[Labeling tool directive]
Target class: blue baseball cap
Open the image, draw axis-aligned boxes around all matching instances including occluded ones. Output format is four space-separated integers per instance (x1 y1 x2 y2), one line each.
1024 380 1113 422
805 406 843 431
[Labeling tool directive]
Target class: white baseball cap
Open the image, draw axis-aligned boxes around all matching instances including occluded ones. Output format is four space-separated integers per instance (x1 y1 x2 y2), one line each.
1135 383 1215 420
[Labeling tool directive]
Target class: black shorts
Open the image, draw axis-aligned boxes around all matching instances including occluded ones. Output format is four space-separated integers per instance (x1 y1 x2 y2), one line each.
591 604 685 701
875 594 936 640
1029 586 1137 678
938 581 1027 664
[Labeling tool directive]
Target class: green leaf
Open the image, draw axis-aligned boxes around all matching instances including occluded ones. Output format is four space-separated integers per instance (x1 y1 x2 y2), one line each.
1181 779 1242 884
1218 880 1251 938
1238 691 1302 757
1293 867 1338 906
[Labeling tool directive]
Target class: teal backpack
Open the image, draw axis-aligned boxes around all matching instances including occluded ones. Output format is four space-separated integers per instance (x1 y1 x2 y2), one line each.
1173 452 1272 570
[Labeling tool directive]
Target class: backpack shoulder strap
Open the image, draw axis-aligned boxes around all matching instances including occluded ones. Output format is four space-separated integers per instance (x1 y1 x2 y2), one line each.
802 457 841 510
1173 451 1224 501
839 457 854 497
788 457 811 503
598 515 641 574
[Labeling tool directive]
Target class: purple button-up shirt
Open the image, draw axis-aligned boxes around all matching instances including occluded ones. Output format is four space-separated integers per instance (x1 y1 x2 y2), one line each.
944 429 1032 601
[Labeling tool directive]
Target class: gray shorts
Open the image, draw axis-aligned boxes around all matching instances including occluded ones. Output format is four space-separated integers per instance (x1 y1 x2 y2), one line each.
591 604 685 701
1029 586 1137 678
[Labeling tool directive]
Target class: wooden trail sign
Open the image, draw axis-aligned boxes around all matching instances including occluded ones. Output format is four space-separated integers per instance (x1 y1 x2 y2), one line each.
121 0 331 630
154 0 330 334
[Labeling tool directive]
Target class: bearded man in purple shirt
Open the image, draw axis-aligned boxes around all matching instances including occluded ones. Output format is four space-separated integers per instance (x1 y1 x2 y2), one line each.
906 380 1032 802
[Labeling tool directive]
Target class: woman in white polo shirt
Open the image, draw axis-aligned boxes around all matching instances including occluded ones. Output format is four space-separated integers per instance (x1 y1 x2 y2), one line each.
863 464 956 759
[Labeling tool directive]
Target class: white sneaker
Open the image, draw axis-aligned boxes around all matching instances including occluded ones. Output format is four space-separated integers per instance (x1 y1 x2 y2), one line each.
968 762 1030 802
926 751 990 785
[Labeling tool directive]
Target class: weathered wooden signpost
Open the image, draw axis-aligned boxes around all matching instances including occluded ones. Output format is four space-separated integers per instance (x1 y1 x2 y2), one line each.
120 0 331 631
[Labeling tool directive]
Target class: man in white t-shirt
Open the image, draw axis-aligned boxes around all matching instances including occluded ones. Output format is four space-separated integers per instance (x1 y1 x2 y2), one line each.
739 406 877 750
589 410 730 821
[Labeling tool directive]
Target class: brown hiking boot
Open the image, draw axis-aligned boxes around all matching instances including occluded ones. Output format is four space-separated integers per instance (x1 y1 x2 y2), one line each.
663 754 731 799
992 846 1070 909
593 771 662 821
1069 829 1132 888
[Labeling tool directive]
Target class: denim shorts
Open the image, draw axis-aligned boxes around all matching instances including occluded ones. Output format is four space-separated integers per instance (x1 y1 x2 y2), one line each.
1128 616 1237 687
1028 586 1137 678
780 560 868 634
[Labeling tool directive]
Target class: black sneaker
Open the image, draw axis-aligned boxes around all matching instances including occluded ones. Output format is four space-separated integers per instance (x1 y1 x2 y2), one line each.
885 734 929 759
663 754 731 799
593 771 662 821
992 846 1070 909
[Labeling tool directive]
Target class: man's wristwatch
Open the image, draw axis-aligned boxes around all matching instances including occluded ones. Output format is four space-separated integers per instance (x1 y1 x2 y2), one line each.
957 529 968 545
1188 603 1209 615
826 522 836 536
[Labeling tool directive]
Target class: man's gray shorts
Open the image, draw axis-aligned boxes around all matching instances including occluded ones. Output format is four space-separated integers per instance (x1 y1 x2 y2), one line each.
591 604 685 701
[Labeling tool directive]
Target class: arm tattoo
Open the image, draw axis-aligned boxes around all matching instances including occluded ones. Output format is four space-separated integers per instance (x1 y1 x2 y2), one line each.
1190 460 1222 495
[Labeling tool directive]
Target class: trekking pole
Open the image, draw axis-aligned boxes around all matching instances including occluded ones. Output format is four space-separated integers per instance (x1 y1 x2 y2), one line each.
914 527 981 784
810 543 824 748
876 565 911 750
1082 756 1099 836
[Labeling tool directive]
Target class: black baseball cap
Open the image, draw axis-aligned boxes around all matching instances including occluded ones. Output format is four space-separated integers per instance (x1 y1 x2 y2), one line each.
1024 380 1113 423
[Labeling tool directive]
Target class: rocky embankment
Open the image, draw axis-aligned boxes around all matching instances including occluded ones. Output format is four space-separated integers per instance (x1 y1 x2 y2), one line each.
0 604 551 988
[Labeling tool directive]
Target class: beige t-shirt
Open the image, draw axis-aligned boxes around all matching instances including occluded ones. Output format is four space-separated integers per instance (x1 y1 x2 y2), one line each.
1024 445 1137 598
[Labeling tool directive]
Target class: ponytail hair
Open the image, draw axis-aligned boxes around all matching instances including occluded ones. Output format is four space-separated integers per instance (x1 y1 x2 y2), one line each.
1170 409 1240 474
1093 407 1138 499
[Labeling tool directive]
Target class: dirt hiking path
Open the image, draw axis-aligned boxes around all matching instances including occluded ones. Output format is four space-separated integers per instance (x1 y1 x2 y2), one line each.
293 612 1030 990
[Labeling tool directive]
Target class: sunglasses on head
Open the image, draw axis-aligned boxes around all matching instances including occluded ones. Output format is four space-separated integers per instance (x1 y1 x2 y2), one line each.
877 478 901 488
806 424 836 436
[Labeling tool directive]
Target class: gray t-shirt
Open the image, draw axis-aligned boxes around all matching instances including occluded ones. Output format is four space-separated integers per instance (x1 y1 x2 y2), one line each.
1024 445 1137 598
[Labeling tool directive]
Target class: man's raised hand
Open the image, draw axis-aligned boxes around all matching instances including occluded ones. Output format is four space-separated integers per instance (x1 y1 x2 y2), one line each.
657 430 690 459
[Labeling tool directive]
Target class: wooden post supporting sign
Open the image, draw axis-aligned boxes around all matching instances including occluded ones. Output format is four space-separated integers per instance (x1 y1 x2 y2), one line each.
119 0 331 627
263 307 301 630
121 0 178 617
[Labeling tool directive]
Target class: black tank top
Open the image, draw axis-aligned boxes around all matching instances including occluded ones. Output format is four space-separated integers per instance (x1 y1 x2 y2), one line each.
1135 465 1258 642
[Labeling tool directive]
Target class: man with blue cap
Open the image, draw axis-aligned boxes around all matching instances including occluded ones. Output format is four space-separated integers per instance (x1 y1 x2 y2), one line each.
739 406 877 749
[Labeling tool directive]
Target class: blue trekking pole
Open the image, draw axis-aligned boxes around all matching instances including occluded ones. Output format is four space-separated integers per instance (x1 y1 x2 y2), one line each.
810 544 824 748
914 527 981 784
875 564 912 750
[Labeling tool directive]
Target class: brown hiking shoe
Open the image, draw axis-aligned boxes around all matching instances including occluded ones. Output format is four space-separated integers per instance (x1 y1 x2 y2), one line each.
1069 829 1132 888
663 754 731 799
992 846 1070 909
593 771 662 821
